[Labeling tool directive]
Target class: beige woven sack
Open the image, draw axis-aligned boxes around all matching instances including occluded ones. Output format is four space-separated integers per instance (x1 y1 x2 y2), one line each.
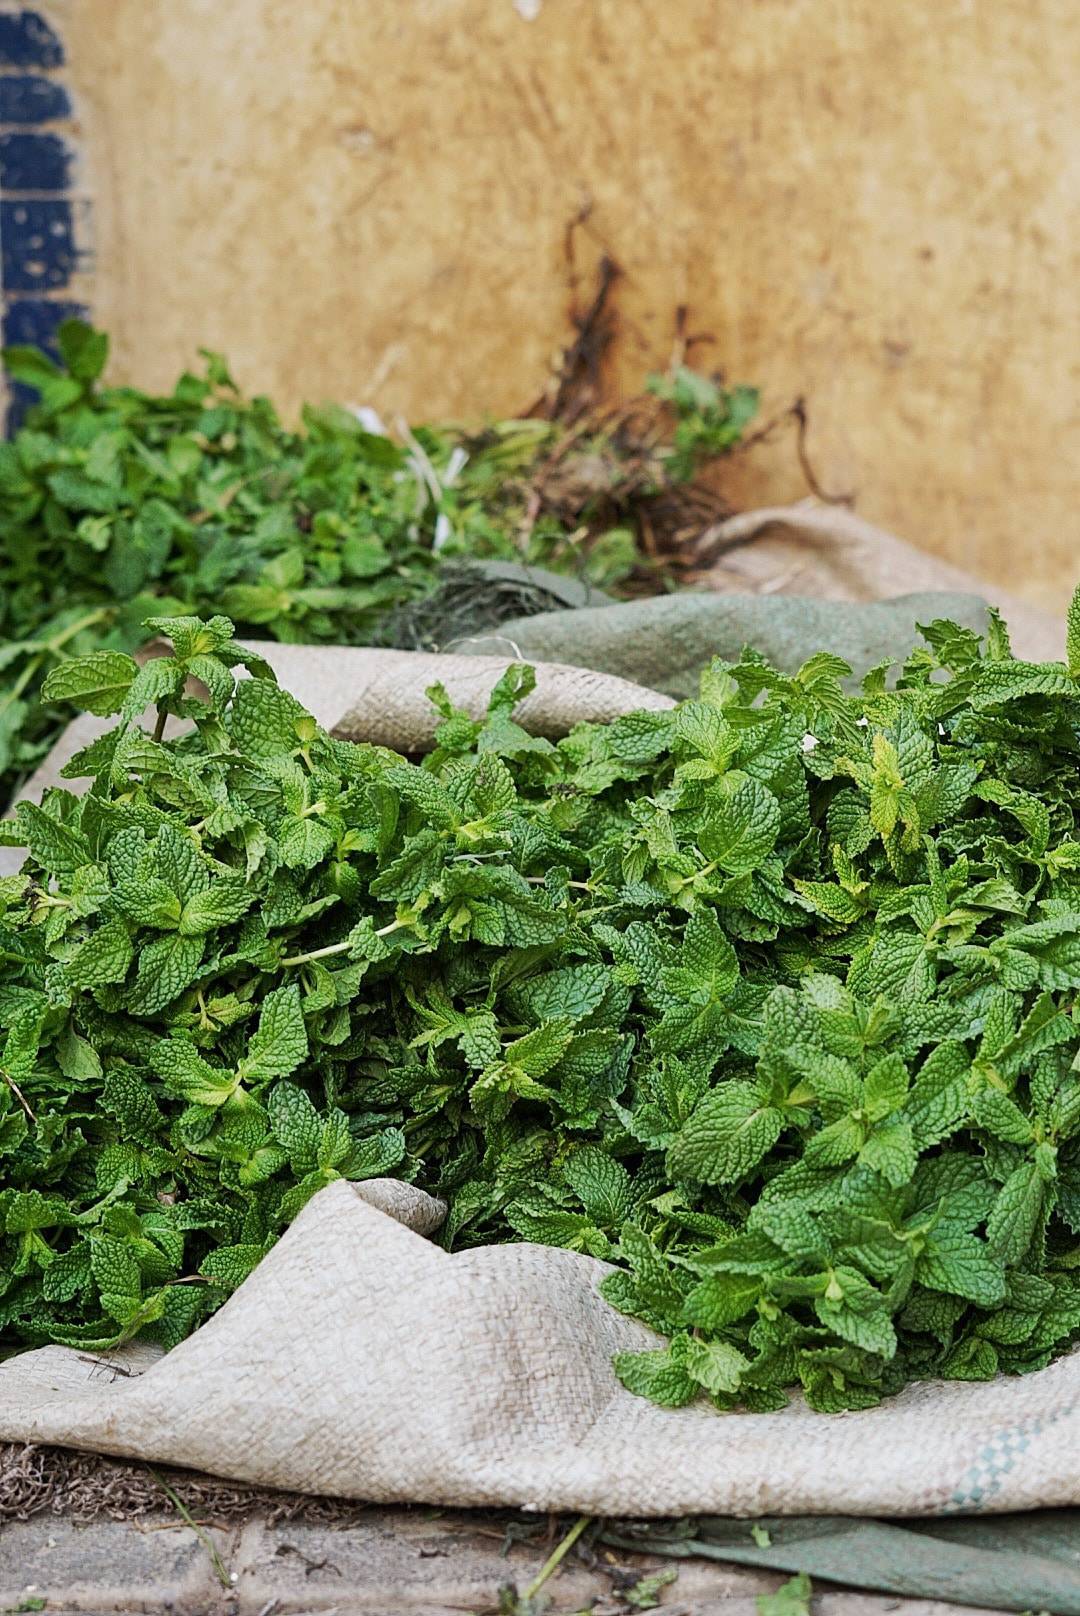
693 501 1063 666
2 1179 1078 1516
2 634 1078 1516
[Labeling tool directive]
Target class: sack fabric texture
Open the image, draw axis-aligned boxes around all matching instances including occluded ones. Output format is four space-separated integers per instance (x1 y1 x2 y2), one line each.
3 1178 1079 1523
1 506 1076 1575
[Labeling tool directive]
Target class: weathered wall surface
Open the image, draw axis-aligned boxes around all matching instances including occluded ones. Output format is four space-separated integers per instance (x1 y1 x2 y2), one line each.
42 0 1080 609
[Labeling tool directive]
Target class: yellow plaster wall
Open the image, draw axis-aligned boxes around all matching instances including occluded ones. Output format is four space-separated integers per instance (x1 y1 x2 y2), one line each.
54 0 1080 609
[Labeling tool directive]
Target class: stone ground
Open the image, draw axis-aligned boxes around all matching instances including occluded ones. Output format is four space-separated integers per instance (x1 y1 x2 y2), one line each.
0 1506 1011 1616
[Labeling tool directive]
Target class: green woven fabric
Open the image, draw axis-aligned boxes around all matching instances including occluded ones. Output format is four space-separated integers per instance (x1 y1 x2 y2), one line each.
604 1513 1080 1613
460 586 993 695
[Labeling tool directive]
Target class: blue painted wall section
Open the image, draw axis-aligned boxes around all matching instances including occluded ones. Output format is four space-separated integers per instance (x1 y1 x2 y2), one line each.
0 9 63 68
0 129 70 190
0 72 68 122
0 8 87 427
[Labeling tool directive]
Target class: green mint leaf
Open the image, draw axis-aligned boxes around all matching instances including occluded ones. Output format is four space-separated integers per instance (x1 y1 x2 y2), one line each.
152 1039 238 1107
64 918 134 989
124 934 204 1015
268 1081 322 1171
986 1162 1046 1266
613 1339 697 1407
667 1084 784 1186
42 650 137 716
179 879 255 936
1068 584 1080 678
700 775 781 875
238 984 308 1085
562 1145 632 1225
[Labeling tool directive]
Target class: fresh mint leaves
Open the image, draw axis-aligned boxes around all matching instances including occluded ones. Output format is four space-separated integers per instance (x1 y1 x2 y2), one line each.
0 321 759 810
4 600 1080 1416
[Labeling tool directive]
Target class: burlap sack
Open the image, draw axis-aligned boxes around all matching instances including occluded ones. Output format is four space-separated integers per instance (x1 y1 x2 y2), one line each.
2 539 1076 1516
2 1179 1078 1516
690 502 1063 666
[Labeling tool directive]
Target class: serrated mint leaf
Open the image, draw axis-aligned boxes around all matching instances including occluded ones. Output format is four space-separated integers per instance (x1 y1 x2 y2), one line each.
2 1005 43 1082
12 800 90 874
178 878 255 936
504 1020 575 1079
152 1039 238 1107
907 1041 969 1149
228 677 316 759
700 775 781 875
344 1125 407 1180
916 1231 1005 1307
64 917 133 989
199 1243 266 1291
112 876 183 929
90 1235 142 1320
968 660 1077 709
676 702 737 771
813 1267 896 1358
121 655 185 722
986 1162 1045 1266
2 1189 75 1233
267 1081 321 1171
562 1145 631 1225
613 1340 697 1407
238 984 308 1085
683 1333 750 1396
42 650 137 716
279 815 336 870
42 1242 92 1303
507 963 608 1024
155 825 208 905
668 1083 783 1186
971 1088 1033 1145
124 933 204 1015
101 1067 164 1145
863 1052 909 1122
859 1119 916 1188
684 1271 761 1329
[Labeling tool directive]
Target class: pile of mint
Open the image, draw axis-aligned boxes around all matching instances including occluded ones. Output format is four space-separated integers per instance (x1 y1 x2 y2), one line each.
3 596 1080 1416
0 320 758 811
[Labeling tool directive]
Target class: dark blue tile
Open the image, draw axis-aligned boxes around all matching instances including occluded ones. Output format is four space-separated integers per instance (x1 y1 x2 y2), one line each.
0 11 64 68
0 130 70 190
2 295 85 351
0 73 70 124
3 297 87 432
1 197 77 289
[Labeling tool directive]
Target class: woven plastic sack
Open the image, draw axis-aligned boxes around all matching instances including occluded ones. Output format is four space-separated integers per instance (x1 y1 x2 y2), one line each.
689 501 1063 667
2 1179 1079 1516
2 630 1080 1516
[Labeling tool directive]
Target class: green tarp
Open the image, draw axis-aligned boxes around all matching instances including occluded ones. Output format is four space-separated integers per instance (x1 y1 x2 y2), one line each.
603 1514 1080 1613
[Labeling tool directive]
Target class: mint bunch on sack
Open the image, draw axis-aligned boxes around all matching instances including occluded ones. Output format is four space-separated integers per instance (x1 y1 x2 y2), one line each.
4 598 1080 1415
0 320 758 811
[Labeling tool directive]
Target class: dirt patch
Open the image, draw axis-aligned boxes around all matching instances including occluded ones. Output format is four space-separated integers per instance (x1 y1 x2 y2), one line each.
0 1441 367 1529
